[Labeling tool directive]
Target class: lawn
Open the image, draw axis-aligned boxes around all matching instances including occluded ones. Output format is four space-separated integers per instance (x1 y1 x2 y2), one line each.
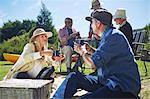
0 61 94 80
136 61 150 80
0 60 150 80
0 61 14 80
1 60 150 98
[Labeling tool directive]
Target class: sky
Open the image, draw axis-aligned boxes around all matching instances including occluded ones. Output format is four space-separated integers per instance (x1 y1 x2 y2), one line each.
0 0 149 37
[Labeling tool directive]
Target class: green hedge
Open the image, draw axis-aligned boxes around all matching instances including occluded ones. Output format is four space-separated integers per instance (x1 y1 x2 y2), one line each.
0 33 30 60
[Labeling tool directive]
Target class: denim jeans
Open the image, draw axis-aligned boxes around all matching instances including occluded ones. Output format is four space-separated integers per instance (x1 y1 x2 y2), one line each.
52 72 137 99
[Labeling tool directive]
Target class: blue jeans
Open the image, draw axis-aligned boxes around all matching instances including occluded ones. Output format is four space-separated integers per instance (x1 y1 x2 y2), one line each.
52 72 137 99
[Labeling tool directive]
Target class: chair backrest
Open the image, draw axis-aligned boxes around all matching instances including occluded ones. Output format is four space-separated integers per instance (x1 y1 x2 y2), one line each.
132 29 145 56
133 29 145 43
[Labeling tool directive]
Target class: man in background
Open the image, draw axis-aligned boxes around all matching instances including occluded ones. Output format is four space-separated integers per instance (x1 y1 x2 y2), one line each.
86 0 106 48
58 17 79 74
86 0 101 39
114 8 133 47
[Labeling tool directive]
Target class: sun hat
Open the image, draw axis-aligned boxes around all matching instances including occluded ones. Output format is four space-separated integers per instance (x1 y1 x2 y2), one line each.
30 28 53 42
114 8 127 19
91 0 101 9
85 11 113 26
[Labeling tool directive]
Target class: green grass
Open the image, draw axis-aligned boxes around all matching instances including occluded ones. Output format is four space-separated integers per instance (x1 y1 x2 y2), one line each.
55 62 93 74
136 61 150 80
0 60 149 98
0 61 13 80
0 60 150 81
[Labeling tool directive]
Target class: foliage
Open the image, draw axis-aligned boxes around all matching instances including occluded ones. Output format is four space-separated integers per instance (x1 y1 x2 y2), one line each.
0 32 2 42
21 20 36 33
36 2 58 45
144 23 150 43
0 20 21 41
37 3 54 31
0 20 36 43
48 28 59 49
144 23 150 49
0 32 30 60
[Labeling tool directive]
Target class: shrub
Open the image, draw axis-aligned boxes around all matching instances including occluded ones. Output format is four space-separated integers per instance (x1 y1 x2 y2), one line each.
0 33 30 60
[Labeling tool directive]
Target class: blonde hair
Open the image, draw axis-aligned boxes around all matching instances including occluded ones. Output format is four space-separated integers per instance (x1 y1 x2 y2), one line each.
32 35 48 52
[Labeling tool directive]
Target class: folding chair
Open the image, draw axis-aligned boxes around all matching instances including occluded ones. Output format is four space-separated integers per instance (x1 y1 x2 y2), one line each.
132 29 149 76
132 29 145 59
140 48 150 76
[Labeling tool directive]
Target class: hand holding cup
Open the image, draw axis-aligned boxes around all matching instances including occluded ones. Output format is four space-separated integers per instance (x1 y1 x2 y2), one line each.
40 49 53 56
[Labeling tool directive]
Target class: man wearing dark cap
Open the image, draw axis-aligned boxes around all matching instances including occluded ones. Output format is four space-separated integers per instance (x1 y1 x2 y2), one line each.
52 11 141 99
86 0 106 48
86 0 101 39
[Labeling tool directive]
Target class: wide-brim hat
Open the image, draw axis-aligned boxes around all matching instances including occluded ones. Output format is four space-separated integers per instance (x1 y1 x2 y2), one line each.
113 8 127 19
30 28 53 42
85 11 112 26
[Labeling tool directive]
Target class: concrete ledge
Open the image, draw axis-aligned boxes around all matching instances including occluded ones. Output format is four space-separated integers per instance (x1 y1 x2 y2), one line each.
0 79 52 99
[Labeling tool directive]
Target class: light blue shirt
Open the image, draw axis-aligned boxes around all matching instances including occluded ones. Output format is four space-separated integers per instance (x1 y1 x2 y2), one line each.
91 27 141 96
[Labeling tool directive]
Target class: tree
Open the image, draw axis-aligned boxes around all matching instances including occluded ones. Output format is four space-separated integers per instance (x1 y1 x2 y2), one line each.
144 23 150 43
21 20 36 33
0 19 36 43
1 20 21 41
37 2 54 31
18 20 36 35
0 30 2 42
36 2 58 45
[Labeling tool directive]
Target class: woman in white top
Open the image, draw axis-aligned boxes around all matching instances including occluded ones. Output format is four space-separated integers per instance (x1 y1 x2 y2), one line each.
4 28 55 81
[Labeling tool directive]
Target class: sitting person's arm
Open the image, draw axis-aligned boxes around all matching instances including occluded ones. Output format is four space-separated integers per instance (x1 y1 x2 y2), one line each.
84 42 96 55
74 43 96 71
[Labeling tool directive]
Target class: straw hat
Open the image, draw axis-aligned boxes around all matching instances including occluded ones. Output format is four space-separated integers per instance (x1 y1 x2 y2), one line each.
114 8 127 19
91 0 101 9
30 28 53 42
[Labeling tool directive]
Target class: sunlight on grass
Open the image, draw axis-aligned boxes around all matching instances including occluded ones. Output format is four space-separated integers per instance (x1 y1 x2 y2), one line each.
0 60 150 81
136 60 150 79
0 60 150 98
0 61 13 65
55 62 93 74
0 61 13 80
